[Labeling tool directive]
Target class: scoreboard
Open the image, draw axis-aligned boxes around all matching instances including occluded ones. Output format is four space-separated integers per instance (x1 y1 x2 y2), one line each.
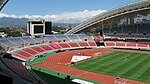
27 19 52 36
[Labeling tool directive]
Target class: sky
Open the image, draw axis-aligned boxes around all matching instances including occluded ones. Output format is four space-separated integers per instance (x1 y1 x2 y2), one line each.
0 0 139 23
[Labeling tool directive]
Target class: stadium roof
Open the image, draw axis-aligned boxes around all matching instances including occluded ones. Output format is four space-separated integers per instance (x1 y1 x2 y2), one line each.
66 0 150 34
0 0 9 11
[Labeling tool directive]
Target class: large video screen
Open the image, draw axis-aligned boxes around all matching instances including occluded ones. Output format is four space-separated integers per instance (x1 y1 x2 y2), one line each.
34 25 43 33
45 22 52 34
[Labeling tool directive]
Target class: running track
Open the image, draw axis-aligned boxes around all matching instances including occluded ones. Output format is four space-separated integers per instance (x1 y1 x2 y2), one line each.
32 49 149 84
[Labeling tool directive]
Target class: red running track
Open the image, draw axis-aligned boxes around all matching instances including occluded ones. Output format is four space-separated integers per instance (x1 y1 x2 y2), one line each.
33 49 148 84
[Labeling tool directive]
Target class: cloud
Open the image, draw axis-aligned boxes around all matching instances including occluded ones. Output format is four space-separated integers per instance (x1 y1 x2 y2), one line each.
0 10 107 23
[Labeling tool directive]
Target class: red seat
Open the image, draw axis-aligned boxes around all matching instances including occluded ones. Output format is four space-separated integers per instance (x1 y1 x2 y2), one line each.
59 43 70 48
126 42 136 47
116 42 125 46
79 42 89 47
41 45 53 51
88 42 97 46
32 47 45 52
13 53 28 60
16 51 31 58
51 44 61 49
106 42 115 46
24 48 38 55
69 42 79 47
138 43 148 47
94 36 104 42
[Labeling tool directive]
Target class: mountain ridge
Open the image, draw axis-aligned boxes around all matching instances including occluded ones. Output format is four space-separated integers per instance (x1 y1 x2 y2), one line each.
0 17 79 28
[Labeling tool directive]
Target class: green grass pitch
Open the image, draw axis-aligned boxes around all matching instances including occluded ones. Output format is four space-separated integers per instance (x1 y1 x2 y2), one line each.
71 51 150 83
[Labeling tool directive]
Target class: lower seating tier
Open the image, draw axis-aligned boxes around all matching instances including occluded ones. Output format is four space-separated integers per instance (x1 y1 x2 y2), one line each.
59 43 70 48
79 42 89 47
69 42 80 47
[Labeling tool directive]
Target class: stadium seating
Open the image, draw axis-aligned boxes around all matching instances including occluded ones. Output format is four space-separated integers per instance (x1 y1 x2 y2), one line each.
137 42 148 48
78 42 89 47
55 35 70 42
21 36 36 43
126 42 136 47
1 34 149 61
12 45 55 61
68 42 80 47
94 36 104 42
116 42 125 47
0 39 17 48
103 24 150 39
59 43 70 48
16 50 32 58
105 41 115 47
1 58 38 83
40 45 54 51
51 44 61 49
44 35 58 43
105 40 150 49
67 34 79 41
8 37 25 46
88 42 97 46
23 48 38 55
13 53 28 60
78 34 93 42
34 36 47 42
32 47 45 53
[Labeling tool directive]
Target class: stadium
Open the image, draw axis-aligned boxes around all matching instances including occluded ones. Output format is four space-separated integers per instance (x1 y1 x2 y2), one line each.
0 0 150 84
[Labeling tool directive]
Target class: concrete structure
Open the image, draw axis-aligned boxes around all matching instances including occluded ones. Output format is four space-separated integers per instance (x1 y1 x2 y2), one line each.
27 19 52 36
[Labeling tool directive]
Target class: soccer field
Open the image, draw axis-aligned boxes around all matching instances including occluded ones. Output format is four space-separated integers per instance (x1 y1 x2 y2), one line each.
71 51 150 83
